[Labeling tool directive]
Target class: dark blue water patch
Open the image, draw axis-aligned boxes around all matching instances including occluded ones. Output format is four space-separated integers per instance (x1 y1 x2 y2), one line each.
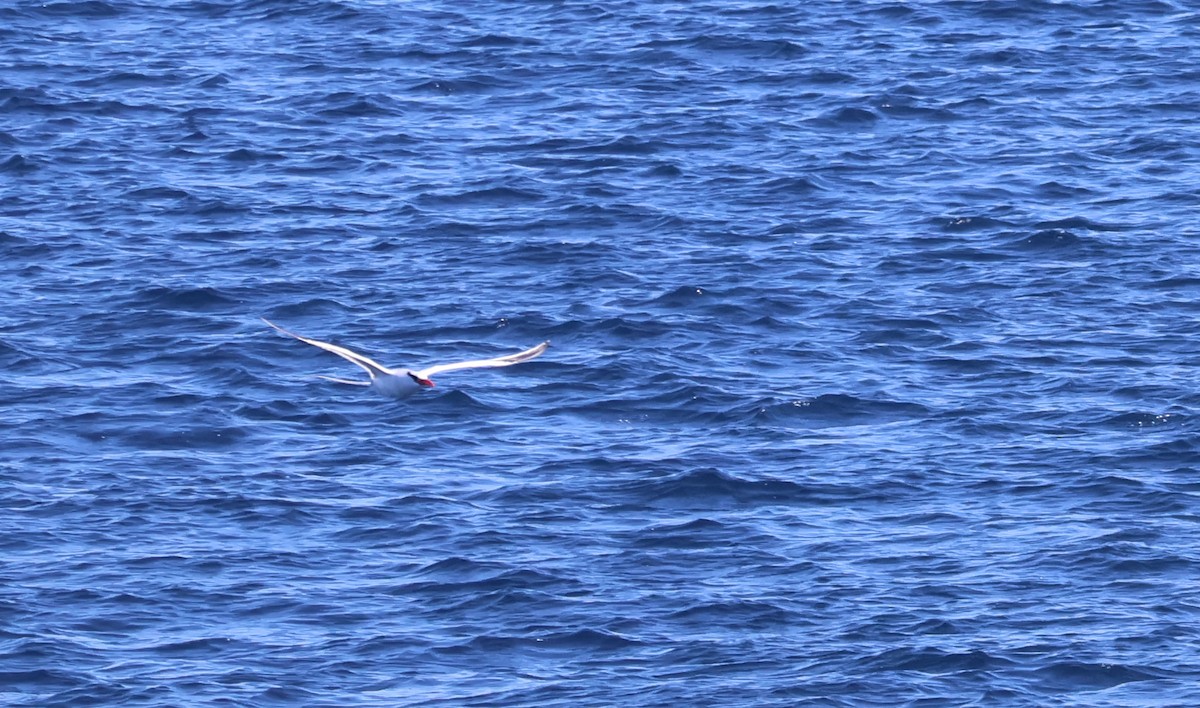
281 154 367 176
629 517 742 549
193 73 231 88
638 162 683 178
1034 216 1132 233
811 106 880 127
862 646 1017 675
1097 411 1186 430
457 33 540 49
759 175 825 194
608 467 879 510
147 636 243 658
70 70 183 88
398 562 574 600
0 668 91 695
666 599 792 630
311 91 408 118
679 34 810 60
28 0 123 18
122 185 190 200
1 154 37 173
1146 275 1200 293
221 147 286 162
126 285 238 312
876 93 961 122
913 245 1012 264
555 135 662 157
416 185 546 208
852 317 954 348
1035 180 1096 200
1029 660 1164 693
1086 435 1200 474
407 76 519 96
171 196 255 217
1006 228 1084 251
0 336 40 368
645 284 707 307
750 394 931 427
95 421 250 451
433 626 640 660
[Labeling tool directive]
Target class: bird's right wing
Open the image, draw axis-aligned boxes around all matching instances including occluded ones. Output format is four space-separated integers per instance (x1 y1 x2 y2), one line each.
262 318 394 380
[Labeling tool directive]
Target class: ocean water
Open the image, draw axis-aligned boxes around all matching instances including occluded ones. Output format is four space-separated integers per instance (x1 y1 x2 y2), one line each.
4 0 1200 705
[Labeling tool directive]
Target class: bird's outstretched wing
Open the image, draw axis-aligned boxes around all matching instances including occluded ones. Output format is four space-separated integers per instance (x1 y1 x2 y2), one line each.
416 341 549 379
262 318 395 380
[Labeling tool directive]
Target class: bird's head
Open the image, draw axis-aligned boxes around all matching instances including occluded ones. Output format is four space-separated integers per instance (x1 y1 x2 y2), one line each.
407 372 435 388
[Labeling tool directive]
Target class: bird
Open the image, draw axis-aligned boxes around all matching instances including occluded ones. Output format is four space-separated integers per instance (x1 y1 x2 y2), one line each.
262 318 548 399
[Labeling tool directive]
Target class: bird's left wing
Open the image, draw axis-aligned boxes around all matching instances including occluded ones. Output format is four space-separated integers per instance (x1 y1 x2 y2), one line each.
416 341 549 379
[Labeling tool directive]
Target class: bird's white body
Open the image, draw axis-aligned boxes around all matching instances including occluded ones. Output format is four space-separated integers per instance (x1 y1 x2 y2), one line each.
370 371 425 399
262 318 548 399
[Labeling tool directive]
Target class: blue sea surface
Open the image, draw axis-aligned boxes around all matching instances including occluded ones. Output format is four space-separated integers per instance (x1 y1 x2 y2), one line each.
4 1 1200 705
